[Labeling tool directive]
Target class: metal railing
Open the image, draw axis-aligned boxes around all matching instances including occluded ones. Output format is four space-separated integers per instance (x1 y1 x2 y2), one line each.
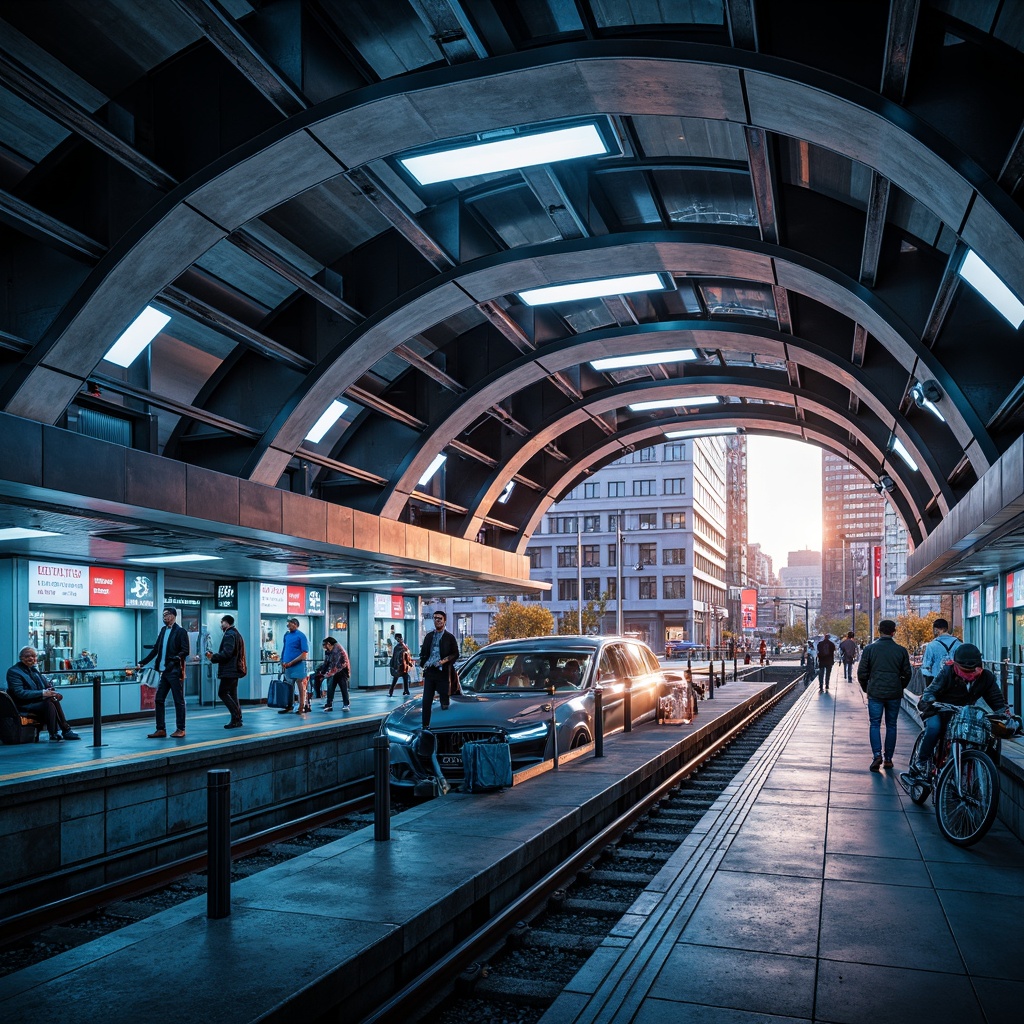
985 659 1023 717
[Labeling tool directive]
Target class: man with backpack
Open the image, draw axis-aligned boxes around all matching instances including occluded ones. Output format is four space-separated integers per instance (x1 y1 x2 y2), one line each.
920 618 960 688
206 614 246 729
388 633 413 698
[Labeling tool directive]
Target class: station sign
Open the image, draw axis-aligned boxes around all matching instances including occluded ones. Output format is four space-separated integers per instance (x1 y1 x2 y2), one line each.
215 582 238 609
30 560 156 609
260 583 326 615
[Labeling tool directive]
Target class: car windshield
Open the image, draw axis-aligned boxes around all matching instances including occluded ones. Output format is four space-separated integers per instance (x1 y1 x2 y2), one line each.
459 651 593 693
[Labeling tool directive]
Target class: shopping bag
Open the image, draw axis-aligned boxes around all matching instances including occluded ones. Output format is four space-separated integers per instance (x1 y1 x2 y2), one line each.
267 675 294 709
139 667 159 711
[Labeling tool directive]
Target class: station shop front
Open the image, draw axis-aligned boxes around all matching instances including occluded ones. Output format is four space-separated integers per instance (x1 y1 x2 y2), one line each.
367 593 418 689
258 583 327 692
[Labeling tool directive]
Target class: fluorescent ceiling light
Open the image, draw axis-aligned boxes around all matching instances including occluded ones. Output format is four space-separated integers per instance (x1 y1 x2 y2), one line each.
958 249 1024 329
629 395 720 412
0 527 62 540
346 579 416 587
285 572 353 579
400 122 609 185
519 273 668 307
305 400 349 443
126 554 221 564
890 437 919 472
664 427 738 439
418 453 447 486
104 306 171 367
497 481 515 504
591 348 698 371
404 586 457 592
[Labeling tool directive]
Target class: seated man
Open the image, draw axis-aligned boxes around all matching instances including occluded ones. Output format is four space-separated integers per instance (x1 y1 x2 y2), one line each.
913 642 1007 775
6 647 81 742
559 659 582 688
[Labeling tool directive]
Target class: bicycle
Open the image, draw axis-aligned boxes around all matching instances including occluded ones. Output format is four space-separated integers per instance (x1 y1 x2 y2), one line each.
898 702 1021 847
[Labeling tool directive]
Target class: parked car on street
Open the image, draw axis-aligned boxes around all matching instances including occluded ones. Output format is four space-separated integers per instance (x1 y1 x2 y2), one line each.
382 634 694 791
665 639 703 658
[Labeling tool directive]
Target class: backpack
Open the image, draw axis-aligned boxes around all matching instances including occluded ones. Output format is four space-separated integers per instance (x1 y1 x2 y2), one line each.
234 630 247 677
390 643 405 676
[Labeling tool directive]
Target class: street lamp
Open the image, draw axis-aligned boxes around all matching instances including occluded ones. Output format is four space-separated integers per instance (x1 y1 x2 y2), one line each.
773 596 810 643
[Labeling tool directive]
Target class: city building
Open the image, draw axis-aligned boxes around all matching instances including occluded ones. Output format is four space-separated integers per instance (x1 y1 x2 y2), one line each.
724 435 750 633
821 452 886 622
776 549 822 634
440 437 730 650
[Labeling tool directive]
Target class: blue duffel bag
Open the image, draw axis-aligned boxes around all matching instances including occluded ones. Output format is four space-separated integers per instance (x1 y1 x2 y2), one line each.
462 741 513 792
267 674 294 709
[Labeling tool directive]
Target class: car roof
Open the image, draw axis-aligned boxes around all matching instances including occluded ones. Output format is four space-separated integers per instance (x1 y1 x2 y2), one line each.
474 634 645 653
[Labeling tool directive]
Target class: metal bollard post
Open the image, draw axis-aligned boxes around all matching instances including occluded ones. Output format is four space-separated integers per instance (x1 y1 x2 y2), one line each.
708 662 715 700
90 675 104 748
686 653 692 673
720 659 726 686
594 687 604 757
373 735 391 842
623 683 632 733
207 769 231 919
733 656 738 681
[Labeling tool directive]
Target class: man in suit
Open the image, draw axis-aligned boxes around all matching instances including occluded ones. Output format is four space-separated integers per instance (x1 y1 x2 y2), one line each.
206 614 244 729
138 606 190 738
6 647 81 741
419 610 459 729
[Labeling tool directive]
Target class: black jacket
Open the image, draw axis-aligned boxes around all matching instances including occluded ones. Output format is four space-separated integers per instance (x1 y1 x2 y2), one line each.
6 662 51 709
209 627 243 679
919 665 1007 719
420 628 459 675
857 635 911 700
139 622 190 677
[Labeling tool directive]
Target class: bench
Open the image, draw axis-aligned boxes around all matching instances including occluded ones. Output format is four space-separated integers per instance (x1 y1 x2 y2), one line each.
0 690 44 744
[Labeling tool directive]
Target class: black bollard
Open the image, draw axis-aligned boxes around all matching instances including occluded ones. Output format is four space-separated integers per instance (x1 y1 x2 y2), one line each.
708 662 715 700
207 769 231 919
733 656 738 681
90 674 104 748
686 653 692 673
623 683 632 733
373 735 391 842
594 687 604 757
720 659 726 686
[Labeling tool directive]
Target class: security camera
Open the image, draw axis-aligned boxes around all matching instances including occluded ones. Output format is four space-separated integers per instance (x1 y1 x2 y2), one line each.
909 380 942 408
634 562 645 572
873 474 895 494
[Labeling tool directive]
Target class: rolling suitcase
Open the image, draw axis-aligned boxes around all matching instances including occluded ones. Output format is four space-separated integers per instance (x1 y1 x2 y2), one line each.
461 741 513 792
267 674 294 709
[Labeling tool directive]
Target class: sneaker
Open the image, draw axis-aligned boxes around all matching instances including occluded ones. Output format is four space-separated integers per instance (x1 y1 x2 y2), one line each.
147 729 167 738
170 729 186 738
224 721 243 729
48 733 63 742
342 704 350 711
278 707 293 715
869 755 883 772
911 759 931 779
61 730 81 741
883 758 894 769
322 704 333 712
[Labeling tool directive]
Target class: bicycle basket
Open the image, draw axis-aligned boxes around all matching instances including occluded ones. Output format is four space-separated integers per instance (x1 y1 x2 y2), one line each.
947 705 989 745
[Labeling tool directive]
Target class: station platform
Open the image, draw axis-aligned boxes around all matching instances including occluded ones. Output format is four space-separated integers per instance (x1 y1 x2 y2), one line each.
541 677 1024 1024
0 675 785 1024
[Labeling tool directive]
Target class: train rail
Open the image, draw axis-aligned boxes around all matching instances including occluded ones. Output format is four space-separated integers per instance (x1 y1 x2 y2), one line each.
364 680 802 1024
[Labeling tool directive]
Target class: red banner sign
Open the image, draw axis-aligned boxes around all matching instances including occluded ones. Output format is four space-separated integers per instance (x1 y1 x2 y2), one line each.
741 588 757 629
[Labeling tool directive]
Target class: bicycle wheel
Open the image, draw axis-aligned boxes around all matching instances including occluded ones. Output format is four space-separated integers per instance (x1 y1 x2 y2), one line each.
934 749 1000 847
907 733 930 804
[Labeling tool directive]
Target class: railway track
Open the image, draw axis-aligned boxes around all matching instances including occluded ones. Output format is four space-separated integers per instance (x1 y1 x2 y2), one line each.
364 679 804 1024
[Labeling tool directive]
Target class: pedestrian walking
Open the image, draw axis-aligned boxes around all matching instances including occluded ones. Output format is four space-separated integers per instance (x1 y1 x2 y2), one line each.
919 618 961 688
320 637 351 711
206 614 245 729
803 641 816 686
758 639 767 666
839 631 858 682
388 633 413 697
816 634 836 691
138 606 190 738
857 619 912 772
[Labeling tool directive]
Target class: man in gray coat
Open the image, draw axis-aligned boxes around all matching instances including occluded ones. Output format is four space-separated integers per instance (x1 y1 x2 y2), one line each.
857 619 912 772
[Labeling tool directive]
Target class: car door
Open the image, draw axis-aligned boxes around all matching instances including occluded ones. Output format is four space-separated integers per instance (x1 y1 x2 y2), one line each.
617 642 653 720
596 644 629 733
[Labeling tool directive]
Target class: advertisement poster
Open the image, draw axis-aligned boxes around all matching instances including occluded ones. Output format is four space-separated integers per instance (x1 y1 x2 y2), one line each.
31 561 155 609
740 588 757 629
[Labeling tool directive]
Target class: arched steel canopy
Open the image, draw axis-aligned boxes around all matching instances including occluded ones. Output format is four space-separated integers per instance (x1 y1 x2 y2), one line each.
2 3 1024 570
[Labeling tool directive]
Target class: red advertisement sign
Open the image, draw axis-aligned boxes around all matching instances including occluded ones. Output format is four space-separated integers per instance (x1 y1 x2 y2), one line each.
873 546 882 599
741 588 757 629
90 567 125 606
391 596 404 618
1007 573 1015 610
287 586 306 614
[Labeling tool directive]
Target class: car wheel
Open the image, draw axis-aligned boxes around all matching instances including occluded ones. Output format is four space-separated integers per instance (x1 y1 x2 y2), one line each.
570 728 591 749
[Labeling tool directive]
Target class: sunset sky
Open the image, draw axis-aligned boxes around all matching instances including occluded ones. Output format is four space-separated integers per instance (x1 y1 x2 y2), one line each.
746 436 823 570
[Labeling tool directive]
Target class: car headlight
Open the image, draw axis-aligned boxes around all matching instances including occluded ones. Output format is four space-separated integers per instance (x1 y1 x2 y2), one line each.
384 725 416 743
506 722 550 742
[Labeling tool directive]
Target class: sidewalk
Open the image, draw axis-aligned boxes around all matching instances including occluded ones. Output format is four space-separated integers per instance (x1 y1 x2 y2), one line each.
541 676 1024 1024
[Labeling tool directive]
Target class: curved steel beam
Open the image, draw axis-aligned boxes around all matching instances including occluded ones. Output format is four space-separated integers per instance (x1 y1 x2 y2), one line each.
506 413 920 552
2 43 1015 476
376 319 952 522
